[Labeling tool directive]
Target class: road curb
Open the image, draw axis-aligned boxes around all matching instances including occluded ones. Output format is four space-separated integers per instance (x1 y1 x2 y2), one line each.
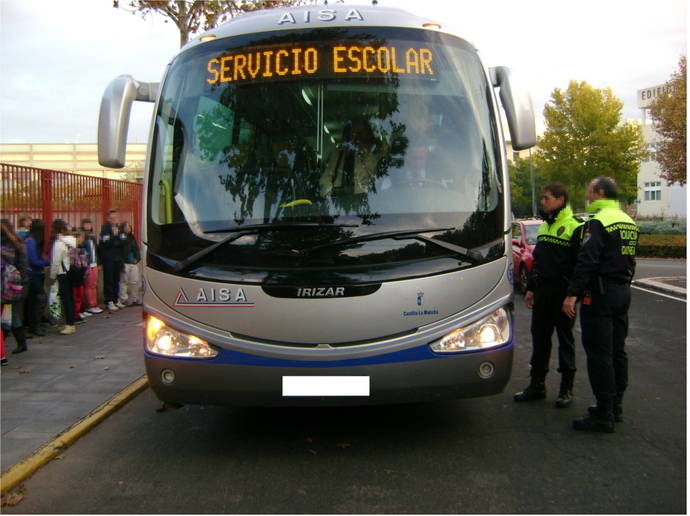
0 375 149 495
632 277 686 298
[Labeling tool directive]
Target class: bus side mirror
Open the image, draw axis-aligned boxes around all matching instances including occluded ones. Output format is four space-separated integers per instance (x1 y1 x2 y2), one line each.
98 75 158 169
489 66 536 151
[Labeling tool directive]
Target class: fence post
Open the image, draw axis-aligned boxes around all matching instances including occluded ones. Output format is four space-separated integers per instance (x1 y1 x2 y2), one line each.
102 178 111 224
41 169 53 253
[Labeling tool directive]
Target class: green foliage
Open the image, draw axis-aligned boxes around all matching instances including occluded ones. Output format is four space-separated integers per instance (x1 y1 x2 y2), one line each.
508 156 540 218
635 219 686 235
649 55 687 186
536 81 647 210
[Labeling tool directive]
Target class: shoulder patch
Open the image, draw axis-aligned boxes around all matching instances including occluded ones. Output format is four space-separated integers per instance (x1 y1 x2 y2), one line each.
582 227 591 245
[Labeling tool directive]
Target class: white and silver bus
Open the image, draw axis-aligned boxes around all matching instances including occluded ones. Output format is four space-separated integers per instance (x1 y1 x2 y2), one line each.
98 4 535 406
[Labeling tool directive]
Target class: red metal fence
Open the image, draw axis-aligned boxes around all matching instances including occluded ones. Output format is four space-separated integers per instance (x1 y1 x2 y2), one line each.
0 164 143 246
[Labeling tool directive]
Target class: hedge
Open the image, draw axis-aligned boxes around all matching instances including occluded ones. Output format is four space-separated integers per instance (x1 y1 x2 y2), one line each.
637 234 686 258
636 220 686 235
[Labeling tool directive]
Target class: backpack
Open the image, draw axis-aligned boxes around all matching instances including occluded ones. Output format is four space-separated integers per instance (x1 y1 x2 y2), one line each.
66 246 89 285
2 263 24 303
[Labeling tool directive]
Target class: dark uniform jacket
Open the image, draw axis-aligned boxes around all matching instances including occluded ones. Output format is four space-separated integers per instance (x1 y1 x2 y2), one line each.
526 204 584 292
566 198 639 298
99 222 125 263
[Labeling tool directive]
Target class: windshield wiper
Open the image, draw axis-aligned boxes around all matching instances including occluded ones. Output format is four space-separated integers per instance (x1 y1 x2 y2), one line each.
302 227 484 264
410 234 483 263
203 222 358 234
172 223 358 273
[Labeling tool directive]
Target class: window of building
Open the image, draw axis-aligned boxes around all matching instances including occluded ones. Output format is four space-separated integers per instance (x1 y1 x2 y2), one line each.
643 181 661 201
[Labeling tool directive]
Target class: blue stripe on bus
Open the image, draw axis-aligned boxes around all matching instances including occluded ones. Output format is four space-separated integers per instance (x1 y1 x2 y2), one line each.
145 338 513 368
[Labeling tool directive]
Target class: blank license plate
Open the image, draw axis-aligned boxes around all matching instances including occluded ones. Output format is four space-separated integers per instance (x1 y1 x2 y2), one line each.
282 376 370 397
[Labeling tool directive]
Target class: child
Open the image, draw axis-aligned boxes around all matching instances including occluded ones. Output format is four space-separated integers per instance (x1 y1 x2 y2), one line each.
80 219 103 314
118 221 141 306
49 219 77 335
72 231 89 323
24 219 50 336
1 221 29 353
99 210 124 312
16 215 31 241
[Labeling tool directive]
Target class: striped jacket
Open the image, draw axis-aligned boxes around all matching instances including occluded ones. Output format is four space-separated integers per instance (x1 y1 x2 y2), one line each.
526 204 584 291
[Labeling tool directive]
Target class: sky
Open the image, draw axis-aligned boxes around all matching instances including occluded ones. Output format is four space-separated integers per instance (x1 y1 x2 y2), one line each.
0 0 686 144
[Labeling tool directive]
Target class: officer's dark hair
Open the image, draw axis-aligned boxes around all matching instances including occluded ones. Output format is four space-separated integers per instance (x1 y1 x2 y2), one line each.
591 176 619 199
543 182 568 204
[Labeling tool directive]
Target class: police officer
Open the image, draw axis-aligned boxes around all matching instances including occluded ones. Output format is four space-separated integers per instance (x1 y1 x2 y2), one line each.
563 176 638 433
514 183 584 407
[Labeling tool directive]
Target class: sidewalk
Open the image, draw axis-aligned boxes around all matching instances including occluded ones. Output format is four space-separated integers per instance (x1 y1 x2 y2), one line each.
1 305 146 474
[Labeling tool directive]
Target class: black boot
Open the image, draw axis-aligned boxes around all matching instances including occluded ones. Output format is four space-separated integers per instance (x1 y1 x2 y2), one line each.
554 372 575 408
614 392 624 422
11 327 28 354
574 399 615 433
514 378 546 402
588 393 624 422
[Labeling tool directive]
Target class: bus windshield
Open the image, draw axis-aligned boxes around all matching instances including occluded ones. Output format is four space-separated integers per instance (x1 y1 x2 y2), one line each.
148 27 504 275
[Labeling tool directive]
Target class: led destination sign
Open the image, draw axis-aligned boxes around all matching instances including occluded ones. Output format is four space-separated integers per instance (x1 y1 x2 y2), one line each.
206 44 434 84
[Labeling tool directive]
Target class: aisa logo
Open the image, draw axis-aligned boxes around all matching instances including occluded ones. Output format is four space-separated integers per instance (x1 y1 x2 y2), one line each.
174 287 255 308
277 8 364 25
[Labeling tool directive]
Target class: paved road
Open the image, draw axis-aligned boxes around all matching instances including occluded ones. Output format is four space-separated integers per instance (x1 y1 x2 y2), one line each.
4 285 685 513
634 257 686 279
633 258 686 298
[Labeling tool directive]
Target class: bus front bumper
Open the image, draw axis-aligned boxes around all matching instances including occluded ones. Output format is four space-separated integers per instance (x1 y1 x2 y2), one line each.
145 346 513 407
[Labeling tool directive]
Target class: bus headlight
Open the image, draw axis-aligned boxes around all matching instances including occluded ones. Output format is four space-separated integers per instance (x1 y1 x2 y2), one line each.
430 307 511 354
145 315 218 359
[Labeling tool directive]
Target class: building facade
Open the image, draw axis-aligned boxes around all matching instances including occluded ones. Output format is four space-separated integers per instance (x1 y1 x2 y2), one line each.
636 84 686 219
0 142 146 181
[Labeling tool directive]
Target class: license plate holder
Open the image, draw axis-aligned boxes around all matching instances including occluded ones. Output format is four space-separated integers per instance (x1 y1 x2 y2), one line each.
282 376 370 397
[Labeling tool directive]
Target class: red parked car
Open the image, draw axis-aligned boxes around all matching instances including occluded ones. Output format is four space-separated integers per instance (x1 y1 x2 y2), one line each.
511 219 541 294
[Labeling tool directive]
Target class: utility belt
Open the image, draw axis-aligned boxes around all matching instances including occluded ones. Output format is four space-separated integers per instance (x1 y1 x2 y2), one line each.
600 276 632 286
582 275 632 304
532 275 569 289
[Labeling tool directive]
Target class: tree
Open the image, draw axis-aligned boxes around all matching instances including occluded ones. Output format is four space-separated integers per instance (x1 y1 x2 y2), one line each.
509 155 542 218
535 81 647 210
649 55 686 186
114 0 313 47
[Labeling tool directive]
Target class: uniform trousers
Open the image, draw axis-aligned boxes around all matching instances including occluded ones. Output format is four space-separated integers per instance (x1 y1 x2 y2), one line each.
530 280 576 379
579 281 630 404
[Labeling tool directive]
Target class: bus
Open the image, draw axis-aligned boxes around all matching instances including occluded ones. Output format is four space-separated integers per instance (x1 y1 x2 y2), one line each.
98 4 535 406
